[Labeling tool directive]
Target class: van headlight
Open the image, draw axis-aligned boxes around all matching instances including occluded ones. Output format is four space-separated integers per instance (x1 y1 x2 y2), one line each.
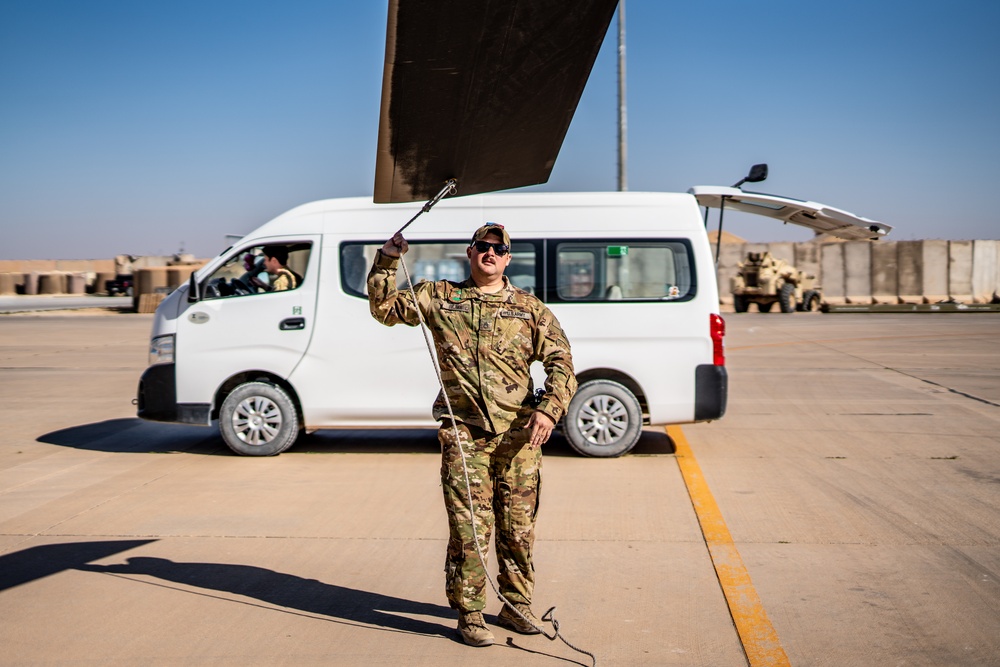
148 334 175 366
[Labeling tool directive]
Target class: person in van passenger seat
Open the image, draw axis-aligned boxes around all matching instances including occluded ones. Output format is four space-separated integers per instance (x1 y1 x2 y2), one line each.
367 223 577 648
261 246 298 291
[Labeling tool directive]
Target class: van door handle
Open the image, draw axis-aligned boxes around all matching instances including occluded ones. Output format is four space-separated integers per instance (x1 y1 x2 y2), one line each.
279 317 306 331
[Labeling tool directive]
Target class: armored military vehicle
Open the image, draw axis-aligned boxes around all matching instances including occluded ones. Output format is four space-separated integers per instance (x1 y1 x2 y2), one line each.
730 251 821 313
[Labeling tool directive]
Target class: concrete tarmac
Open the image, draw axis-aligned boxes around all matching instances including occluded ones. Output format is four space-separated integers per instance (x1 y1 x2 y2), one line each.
1 312 999 666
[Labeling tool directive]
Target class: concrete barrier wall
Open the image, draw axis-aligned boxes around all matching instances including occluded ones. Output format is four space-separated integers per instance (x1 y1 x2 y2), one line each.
949 241 973 303
922 240 949 303
820 243 846 304
24 272 39 295
95 272 116 295
0 274 18 295
971 240 999 303
871 243 898 304
0 259 115 273
897 241 923 303
133 267 169 311
38 273 66 294
844 242 872 304
794 243 820 286
66 273 88 295
0 258 206 297
717 238 1000 306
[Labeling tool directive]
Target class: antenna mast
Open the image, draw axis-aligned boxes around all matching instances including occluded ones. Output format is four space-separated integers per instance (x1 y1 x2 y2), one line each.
617 1 628 191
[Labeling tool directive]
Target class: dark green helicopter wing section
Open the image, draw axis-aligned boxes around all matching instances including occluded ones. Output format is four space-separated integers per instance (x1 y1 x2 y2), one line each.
374 0 619 203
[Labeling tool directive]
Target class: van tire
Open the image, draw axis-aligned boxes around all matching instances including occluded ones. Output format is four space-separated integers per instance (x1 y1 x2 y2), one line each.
564 380 642 458
219 382 300 456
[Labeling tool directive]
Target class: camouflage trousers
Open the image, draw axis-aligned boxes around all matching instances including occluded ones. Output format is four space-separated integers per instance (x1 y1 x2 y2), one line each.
438 416 541 613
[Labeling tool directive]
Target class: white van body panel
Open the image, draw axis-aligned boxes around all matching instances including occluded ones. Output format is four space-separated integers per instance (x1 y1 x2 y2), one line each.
139 191 727 454
277 192 715 428
173 233 322 405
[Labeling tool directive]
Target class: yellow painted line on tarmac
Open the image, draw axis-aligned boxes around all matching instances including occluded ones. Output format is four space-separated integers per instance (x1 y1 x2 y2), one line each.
668 425 791 667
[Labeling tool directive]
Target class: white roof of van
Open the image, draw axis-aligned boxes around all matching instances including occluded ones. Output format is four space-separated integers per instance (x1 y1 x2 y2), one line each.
284 190 693 213
249 191 708 240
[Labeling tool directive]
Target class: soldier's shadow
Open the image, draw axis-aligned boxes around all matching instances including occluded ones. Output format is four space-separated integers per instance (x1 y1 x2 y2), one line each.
79 557 453 638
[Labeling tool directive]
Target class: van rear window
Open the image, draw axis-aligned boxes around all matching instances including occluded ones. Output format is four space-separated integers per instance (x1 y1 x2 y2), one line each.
552 241 696 302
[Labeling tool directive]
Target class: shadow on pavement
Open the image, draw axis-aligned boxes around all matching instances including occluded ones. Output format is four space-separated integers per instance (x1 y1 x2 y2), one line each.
295 429 587 457
294 428 442 455
629 428 676 455
0 540 157 591
37 418 225 454
37 419 675 457
78 557 454 638
294 428 673 457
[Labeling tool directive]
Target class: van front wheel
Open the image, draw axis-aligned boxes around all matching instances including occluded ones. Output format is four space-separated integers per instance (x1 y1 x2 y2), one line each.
564 380 642 458
220 382 299 456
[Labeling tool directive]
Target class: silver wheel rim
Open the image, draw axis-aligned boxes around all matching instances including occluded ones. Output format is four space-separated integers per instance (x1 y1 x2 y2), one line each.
576 394 628 446
232 395 282 446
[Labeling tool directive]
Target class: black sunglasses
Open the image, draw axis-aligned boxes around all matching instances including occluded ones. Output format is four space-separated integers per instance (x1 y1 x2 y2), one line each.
472 240 510 256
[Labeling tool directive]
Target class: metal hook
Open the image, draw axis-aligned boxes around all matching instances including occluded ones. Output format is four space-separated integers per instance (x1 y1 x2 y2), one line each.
395 179 458 236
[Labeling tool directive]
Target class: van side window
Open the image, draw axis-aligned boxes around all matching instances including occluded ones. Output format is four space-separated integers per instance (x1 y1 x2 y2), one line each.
553 241 696 302
341 241 538 297
201 243 311 299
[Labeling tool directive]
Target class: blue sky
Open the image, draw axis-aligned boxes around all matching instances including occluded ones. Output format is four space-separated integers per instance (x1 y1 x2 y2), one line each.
2 1 998 259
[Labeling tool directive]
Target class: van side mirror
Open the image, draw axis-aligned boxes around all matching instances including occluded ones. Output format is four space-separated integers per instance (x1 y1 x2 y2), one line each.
732 163 769 188
187 271 200 303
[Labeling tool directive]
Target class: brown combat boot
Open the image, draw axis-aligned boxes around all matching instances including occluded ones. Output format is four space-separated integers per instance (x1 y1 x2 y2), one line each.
457 611 495 647
496 602 542 635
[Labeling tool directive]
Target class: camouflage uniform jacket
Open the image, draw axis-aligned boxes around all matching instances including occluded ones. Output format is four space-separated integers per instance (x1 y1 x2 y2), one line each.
271 268 297 292
368 250 577 434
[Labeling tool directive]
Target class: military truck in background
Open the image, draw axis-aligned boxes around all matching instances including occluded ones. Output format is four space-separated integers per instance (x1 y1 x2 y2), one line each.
105 254 136 296
105 253 203 303
730 251 821 313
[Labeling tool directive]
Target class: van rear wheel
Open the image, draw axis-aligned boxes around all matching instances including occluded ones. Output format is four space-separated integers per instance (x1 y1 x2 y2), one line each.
564 380 642 458
220 382 299 456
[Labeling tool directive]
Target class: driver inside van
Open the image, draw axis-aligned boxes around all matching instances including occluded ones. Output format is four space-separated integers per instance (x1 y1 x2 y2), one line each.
258 245 298 292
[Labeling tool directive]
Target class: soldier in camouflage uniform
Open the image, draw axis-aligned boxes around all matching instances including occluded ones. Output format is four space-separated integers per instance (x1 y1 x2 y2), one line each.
368 223 577 647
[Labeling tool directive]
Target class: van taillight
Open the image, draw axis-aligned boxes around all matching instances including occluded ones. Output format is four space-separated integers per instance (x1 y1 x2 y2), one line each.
710 314 725 366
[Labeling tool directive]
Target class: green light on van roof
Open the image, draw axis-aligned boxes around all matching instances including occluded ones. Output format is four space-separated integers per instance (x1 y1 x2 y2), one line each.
607 246 629 257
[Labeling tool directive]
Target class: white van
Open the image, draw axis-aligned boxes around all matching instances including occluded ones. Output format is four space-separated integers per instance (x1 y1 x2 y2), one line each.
136 189 884 457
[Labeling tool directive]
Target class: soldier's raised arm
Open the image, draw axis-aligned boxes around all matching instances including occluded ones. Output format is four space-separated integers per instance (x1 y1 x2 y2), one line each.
367 233 422 328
